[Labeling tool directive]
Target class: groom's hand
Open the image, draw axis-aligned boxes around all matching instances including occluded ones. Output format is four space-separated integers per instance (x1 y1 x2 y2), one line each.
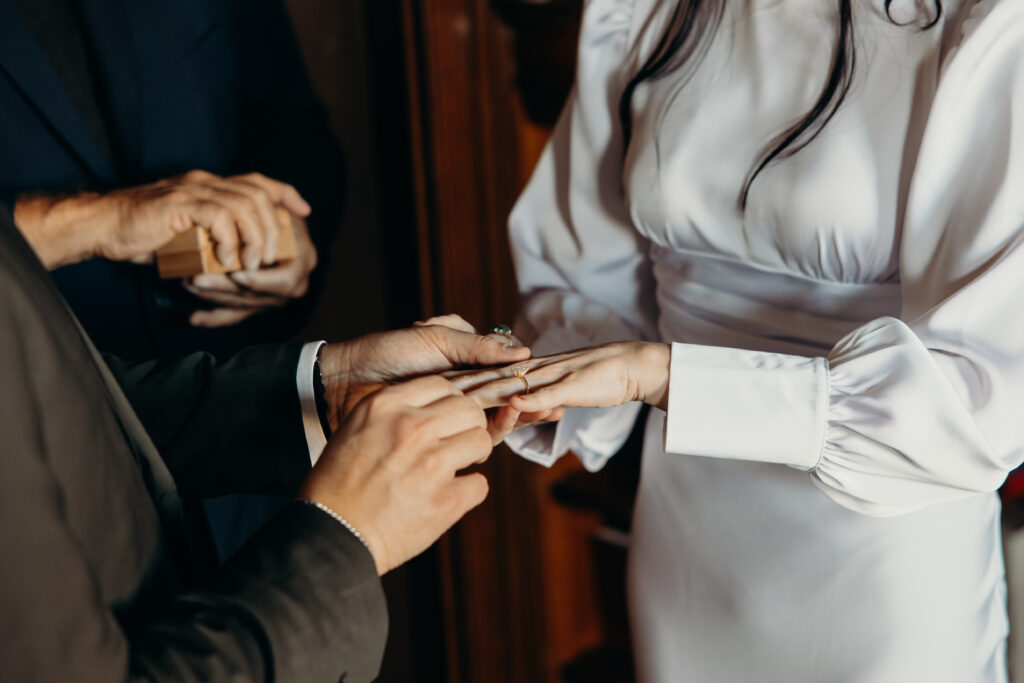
317 315 530 431
301 375 492 574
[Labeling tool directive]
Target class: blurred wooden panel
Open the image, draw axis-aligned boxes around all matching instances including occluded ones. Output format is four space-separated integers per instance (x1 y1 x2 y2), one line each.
286 1 632 681
286 0 390 341
491 0 582 126
392 1 640 682
398 3 549 676
286 3 444 682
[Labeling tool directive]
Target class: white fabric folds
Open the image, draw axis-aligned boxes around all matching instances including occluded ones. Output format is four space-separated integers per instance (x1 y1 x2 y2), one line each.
503 0 1023 679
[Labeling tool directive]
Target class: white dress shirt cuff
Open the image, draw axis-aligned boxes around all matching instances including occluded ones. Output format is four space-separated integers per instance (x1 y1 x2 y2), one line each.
297 340 328 466
663 342 827 470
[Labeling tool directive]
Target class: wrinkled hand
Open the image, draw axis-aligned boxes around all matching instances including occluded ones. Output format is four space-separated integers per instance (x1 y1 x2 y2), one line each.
450 341 672 417
12 169 311 271
317 315 532 436
183 213 318 327
300 376 492 575
99 169 310 266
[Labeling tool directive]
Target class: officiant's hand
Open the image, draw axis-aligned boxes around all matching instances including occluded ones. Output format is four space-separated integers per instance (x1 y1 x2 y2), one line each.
13 169 311 270
184 214 319 328
451 341 672 416
317 315 532 433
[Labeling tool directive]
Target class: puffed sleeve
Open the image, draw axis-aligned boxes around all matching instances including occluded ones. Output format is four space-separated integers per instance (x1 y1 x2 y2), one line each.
505 0 657 471
663 0 1024 515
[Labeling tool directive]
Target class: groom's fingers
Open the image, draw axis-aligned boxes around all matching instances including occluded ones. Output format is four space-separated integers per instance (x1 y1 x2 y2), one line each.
411 315 531 369
485 407 566 448
415 313 476 333
447 366 509 392
465 376 533 409
416 313 526 350
385 374 461 409
517 408 564 427
487 405 521 446
484 330 526 348
432 327 531 367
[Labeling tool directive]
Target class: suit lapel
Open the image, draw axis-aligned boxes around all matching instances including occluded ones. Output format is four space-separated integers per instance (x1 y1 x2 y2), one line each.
76 316 185 529
63 271 204 578
0 207 189 567
0 2 116 183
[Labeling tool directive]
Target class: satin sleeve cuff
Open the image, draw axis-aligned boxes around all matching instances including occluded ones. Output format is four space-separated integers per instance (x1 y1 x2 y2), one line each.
663 342 827 470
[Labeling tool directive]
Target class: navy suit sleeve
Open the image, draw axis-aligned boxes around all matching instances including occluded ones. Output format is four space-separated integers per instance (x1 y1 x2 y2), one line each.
103 343 311 498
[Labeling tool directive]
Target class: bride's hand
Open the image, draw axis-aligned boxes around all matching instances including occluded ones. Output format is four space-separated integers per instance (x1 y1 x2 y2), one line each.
452 341 671 414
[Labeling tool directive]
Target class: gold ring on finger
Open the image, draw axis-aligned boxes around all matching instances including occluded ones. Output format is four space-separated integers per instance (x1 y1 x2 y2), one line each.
511 365 530 395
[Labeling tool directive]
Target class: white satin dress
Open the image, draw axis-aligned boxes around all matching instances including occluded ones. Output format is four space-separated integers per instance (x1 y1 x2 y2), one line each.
504 0 1024 680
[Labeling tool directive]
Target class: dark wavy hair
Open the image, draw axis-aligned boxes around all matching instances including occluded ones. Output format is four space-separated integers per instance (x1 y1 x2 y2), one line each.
618 0 943 210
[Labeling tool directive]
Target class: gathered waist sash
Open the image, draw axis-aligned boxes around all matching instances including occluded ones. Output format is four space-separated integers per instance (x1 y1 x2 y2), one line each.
650 246 902 356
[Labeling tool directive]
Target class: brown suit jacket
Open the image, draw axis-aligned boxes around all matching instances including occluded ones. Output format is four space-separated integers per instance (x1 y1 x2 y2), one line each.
0 207 387 682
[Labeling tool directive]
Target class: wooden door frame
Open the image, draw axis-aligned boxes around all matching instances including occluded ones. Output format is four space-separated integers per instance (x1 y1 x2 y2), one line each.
397 2 548 680
371 2 608 681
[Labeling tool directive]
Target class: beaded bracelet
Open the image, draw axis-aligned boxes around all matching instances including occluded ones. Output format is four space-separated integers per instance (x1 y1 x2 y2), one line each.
302 500 370 551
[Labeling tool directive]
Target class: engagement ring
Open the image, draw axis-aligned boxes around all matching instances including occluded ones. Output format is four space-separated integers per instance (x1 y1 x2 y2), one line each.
511 365 530 395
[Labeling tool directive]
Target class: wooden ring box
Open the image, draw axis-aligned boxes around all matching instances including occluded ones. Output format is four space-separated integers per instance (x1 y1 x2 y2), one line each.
155 206 297 279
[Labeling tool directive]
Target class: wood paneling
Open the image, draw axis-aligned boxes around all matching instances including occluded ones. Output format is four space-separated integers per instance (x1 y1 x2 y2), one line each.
399 4 546 677
354 1 642 680
286 1 629 680
392 2 633 682
287 0 389 341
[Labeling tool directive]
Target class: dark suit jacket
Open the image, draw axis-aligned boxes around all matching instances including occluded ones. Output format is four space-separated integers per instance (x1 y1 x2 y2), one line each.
0 0 346 359
0 207 386 682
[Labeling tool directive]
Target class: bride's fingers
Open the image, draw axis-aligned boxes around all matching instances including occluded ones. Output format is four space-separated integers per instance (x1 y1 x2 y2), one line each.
442 349 555 388
508 372 607 412
509 390 558 413
454 358 541 396
466 378 526 409
448 367 509 392
441 367 482 380
457 353 591 405
470 359 581 405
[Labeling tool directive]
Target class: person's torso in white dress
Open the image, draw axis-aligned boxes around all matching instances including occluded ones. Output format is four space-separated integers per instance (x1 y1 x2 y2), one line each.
506 0 1024 680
